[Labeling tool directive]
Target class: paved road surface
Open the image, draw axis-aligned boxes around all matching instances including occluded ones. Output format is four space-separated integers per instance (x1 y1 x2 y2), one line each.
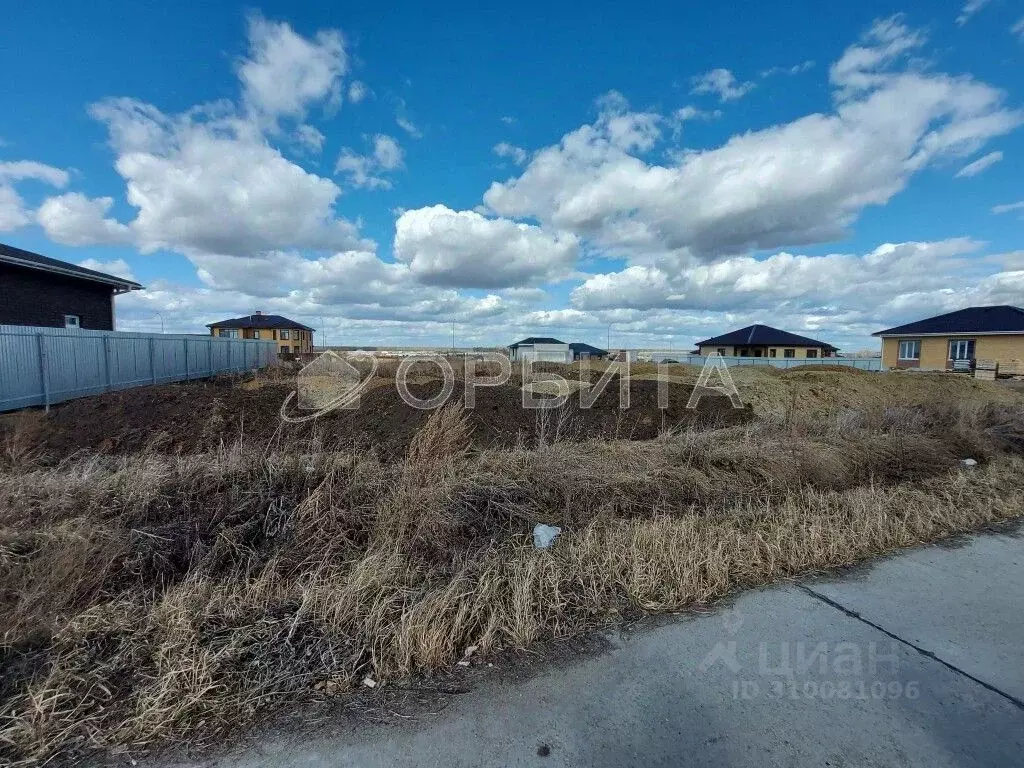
170 528 1024 768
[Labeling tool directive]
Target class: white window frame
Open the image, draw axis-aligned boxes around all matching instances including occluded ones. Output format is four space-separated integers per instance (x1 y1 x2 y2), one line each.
948 339 975 362
806 349 818 359
64 314 80 328
280 329 290 340
898 340 921 361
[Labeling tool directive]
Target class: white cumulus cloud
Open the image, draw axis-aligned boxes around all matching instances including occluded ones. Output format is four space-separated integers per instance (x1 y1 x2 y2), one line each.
78 258 135 281
690 69 755 101
89 97 366 255
348 81 369 103
393 204 579 288
238 13 347 124
493 142 528 164
484 17 1021 261
335 134 404 188
37 193 132 246
0 160 69 231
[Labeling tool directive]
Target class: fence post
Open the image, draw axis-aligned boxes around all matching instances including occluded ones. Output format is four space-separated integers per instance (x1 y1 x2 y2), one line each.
184 337 190 380
103 335 113 391
208 338 213 376
37 333 51 412
149 336 157 384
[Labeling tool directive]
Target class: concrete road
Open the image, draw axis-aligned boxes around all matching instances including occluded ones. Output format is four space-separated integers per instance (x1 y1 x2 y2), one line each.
172 529 1024 768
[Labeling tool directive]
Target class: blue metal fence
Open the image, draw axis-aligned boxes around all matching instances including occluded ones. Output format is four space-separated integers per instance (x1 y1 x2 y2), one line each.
0 324 277 412
646 353 883 371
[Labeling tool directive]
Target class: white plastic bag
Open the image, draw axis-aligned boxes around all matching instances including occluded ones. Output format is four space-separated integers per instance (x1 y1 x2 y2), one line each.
533 523 562 549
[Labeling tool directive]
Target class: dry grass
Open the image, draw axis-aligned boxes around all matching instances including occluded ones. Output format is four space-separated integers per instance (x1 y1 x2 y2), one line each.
1 402 1024 764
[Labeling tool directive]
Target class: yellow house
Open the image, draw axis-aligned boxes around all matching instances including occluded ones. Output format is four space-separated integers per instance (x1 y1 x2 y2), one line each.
874 305 1024 371
206 312 315 354
696 324 837 359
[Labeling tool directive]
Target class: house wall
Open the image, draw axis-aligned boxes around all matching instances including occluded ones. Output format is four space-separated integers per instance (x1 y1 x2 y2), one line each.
0 263 115 330
697 344 828 358
882 334 1024 370
512 343 571 363
697 345 736 356
532 343 572 363
210 327 314 353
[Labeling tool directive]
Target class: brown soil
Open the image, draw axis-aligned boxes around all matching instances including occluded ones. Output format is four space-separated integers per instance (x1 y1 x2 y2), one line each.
21 375 751 460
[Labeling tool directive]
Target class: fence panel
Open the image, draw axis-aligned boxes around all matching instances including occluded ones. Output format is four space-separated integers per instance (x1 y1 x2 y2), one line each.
0 325 276 412
648 353 883 371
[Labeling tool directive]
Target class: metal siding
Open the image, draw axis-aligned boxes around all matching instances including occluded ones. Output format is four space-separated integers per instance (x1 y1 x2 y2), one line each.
658 354 883 371
0 325 276 412
532 343 572 363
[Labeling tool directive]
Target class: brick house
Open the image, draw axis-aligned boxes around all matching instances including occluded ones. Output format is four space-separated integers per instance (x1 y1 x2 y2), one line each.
696 324 837 359
207 313 315 353
0 242 142 330
874 306 1024 370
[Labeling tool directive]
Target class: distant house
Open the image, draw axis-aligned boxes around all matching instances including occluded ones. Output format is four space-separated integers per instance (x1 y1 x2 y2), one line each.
508 337 570 363
0 242 142 330
873 305 1024 370
568 342 609 361
207 312 315 353
696 324 837 359
508 337 610 363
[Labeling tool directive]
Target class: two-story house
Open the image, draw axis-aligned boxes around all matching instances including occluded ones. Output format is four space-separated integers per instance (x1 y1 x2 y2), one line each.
207 312 315 353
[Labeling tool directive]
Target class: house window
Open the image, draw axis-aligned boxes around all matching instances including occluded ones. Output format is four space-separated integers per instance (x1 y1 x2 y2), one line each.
281 346 290 354
716 348 726 356
769 349 777 358
806 349 818 359
281 330 290 340
898 340 921 360
783 349 795 358
948 339 975 361
64 315 80 328
253 330 261 339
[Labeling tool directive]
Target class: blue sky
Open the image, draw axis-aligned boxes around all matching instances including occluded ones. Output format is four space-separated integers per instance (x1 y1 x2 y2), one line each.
1 0 1022 351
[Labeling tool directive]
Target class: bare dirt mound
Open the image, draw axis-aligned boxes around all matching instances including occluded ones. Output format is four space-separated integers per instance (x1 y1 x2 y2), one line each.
25 376 751 459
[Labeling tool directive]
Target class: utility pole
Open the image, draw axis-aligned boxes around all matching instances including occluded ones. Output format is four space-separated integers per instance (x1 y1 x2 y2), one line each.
320 315 327 350
607 324 612 351
451 320 456 352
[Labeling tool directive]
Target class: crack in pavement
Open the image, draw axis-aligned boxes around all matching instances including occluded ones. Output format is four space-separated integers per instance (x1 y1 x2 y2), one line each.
795 582 1024 711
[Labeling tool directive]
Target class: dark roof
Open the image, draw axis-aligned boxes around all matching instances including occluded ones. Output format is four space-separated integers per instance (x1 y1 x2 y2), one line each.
508 336 564 348
207 314 316 331
873 306 1024 337
697 324 836 350
568 342 608 356
0 242 142 290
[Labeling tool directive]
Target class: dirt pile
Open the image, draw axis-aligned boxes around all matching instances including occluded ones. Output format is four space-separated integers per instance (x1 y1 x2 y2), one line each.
18 376 750 459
